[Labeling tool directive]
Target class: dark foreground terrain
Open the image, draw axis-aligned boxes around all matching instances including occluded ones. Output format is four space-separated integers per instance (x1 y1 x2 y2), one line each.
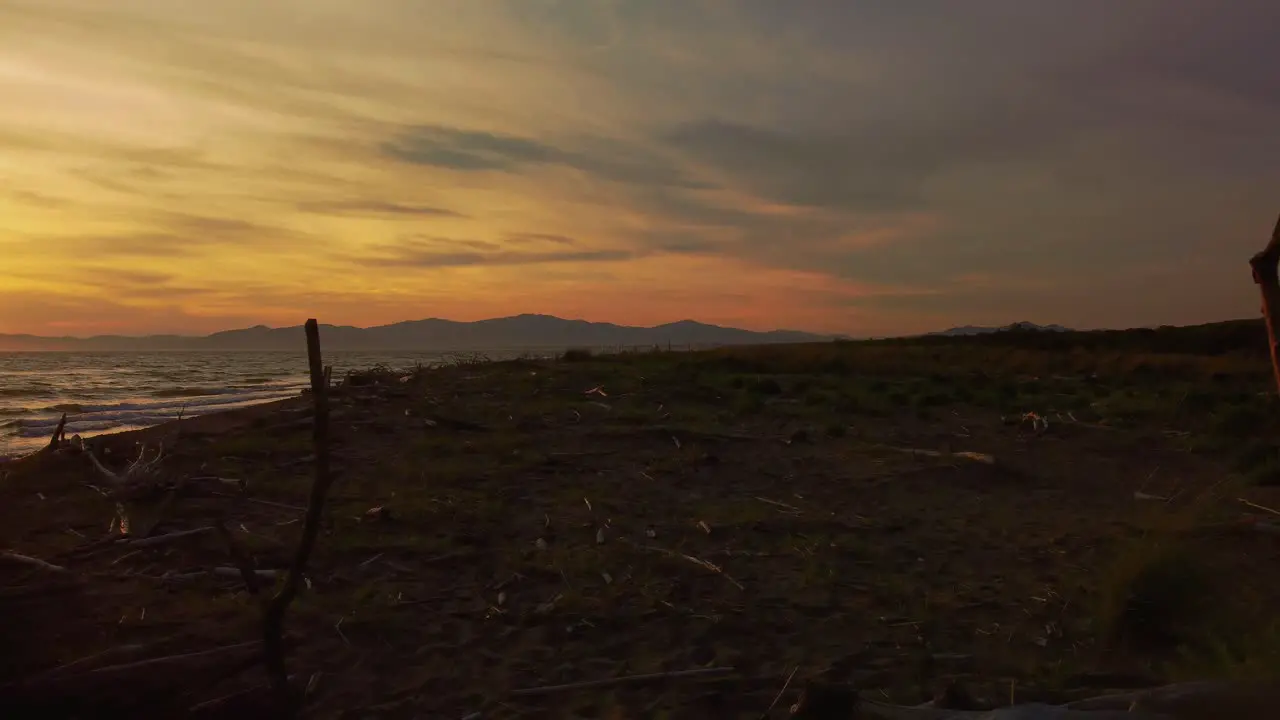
3 327 1280 718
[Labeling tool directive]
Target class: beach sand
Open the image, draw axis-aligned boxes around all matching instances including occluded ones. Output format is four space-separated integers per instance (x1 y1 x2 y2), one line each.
2 346 1279 717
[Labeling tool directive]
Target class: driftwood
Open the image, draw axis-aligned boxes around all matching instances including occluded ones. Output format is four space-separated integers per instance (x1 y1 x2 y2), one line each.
0 550 68 573
0 641 267 701
258 318 335 709
16 644 150 685
122 526 214 548
1065 680 1280 718
167 567 280 582
790 680 1280 720
510 666 735 696
883 446 997 466
1249 212 1280 395
47 412 67 449
216 519 263 596
853 702 1161 719
86 442 165 492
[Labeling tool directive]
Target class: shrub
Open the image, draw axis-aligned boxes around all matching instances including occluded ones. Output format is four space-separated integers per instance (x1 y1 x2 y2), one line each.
749 377 782 396
1098 541 1216 654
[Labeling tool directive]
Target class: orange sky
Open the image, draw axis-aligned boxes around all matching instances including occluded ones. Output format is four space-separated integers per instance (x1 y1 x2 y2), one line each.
1 1 1274 337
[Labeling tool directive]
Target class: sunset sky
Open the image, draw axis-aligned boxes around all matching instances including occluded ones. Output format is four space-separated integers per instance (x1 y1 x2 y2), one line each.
1 1 1277 337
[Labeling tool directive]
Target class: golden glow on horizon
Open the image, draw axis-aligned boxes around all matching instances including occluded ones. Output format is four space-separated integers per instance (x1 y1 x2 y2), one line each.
0 1 1266 337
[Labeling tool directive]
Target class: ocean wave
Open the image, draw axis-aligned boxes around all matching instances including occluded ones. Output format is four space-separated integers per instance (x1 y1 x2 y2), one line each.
12 390 302 438
48 403 85 413
36 388 301 417
150 386 243 398
0 387 53 398
14 415 180 437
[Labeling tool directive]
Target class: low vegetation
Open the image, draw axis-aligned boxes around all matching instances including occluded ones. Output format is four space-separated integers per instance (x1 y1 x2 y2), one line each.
2 320 1280 717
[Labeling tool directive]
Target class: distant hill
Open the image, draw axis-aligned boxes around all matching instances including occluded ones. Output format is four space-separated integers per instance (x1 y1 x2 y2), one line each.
928 321 1074 337
882 318 1268 357
0 314 832 352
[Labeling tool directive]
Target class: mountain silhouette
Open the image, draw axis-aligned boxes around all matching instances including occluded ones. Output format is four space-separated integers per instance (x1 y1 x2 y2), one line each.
927 321 1073 337
0 314 831 351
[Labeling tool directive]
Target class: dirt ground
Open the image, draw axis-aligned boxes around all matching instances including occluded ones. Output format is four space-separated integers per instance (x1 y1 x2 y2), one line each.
3 340 1280 718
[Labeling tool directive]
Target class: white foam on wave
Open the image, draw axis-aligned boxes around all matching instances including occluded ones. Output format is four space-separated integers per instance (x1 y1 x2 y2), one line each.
9 387 303 438
39 387 302 416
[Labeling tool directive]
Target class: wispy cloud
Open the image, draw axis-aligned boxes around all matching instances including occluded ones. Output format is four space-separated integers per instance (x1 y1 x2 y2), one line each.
354 238 636 269
297 200 465 218
382 124 705 188
0 0 1276 336
505 232 578 246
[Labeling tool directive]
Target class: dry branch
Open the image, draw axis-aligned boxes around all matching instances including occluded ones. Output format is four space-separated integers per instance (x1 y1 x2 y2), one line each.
1 550 68 573
510 666 735 696
1239 497 1280 518
622 539 744 590
260 318 334 707
216 519 263 596
882 445 997 465
167 568 280 582
1 641 265 698
787 680 1280 719
18 644 149 684
755 496 802 513
123 526 214 548
48 412 67 449
1065 679 1280 717
87 442 165 492
762 666 799 719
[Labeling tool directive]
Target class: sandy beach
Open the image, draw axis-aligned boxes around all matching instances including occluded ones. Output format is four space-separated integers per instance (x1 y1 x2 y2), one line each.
3 341 1280 717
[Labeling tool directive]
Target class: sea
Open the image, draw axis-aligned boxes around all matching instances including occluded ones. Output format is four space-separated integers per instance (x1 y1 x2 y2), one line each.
0 350 530 459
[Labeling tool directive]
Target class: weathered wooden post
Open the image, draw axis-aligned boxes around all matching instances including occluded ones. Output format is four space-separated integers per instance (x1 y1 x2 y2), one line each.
1249 214 1280 396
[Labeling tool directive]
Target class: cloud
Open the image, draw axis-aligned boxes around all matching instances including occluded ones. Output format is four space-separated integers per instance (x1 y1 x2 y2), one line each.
4 0 1280 336
353 237 637 269
297 200 465 218
3 189 68 208
504 232 577 246
660 115 1061 212
22 211 313 259
382 124 705 188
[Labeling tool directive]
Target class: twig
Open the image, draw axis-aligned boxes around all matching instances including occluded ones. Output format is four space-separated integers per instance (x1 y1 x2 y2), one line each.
622 539 744 590
334 617 350 645
755 496 802 513
167 568 280 581
261 318 334 707
18 644 148 683
111 550 141 566
2 641 266 697
216 520 262 597
510 666 735 696
210 493 306 512
187 675 296 715
762 666 799 718
1239 497 1280 518
48 413 67 449
882 445 997 465
123 526 214 548
1 551 68 573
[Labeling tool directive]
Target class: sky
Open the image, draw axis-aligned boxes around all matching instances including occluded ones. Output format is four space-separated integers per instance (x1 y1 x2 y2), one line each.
1 0 1277 338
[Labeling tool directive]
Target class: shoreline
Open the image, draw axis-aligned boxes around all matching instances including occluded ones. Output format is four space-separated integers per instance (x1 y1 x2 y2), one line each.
0 393 310 463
